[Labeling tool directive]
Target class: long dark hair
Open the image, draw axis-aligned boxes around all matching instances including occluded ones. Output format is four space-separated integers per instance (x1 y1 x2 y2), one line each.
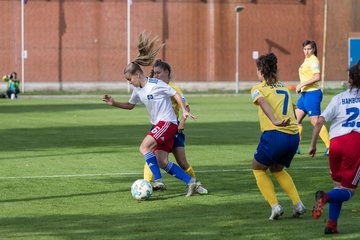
349 60 360 91
302 39 317 56
150 59 172 79
256 53 278 85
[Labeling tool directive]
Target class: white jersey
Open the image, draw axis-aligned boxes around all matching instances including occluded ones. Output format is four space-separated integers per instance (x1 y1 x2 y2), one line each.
129 78 178 125
321 88 360 139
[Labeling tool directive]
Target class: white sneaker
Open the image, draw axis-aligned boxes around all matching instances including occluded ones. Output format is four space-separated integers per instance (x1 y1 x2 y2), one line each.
186 178 201 197
269 204 284 220
293 202 306 217
153 179 166 191
195 185 208 195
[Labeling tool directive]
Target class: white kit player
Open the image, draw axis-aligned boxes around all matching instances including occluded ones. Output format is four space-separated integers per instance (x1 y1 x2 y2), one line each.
103 32 200 197
308 60 360 234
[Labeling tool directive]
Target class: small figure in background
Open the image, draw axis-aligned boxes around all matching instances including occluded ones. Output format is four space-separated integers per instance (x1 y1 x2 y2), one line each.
2 72 20 99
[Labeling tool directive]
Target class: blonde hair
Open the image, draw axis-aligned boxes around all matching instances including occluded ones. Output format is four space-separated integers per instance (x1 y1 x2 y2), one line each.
124 32 164 76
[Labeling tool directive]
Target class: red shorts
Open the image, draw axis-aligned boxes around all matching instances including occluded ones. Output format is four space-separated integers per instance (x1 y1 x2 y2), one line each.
329 131 360 189
148 121 177 153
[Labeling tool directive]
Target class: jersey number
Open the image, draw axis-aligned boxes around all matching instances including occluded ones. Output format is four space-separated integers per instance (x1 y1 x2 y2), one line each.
276 90 289 115
341 107 360 127
151 126 161 134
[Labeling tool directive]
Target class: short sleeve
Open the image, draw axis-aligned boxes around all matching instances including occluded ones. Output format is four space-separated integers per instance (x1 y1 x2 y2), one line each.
156 80 177 96
311 59 321 74
128 89 140 105
251 87 262 104
321 95 339 122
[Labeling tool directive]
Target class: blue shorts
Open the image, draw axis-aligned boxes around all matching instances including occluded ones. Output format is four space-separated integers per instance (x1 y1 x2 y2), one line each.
254 130 299 168
173 131 185 148
296 89 323 116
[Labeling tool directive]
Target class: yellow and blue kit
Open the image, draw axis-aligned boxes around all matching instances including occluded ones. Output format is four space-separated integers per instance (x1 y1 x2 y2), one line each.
251 81 299 167
297 54 323 116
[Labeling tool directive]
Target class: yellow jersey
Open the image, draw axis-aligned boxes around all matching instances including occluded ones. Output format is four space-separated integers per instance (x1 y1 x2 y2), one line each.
169 81 188 119
251 81 298 134
298 54 320 92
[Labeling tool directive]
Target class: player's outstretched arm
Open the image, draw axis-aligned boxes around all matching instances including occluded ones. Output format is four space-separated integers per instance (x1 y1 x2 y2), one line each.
103 94 136 110
308 116 326 157
174 93 196 120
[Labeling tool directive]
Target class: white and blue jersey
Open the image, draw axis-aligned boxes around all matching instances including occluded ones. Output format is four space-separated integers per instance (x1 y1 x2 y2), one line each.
321 88 360 139
129 78 178 125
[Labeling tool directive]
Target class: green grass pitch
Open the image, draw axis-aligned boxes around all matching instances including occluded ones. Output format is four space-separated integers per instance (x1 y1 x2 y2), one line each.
0 93 359 239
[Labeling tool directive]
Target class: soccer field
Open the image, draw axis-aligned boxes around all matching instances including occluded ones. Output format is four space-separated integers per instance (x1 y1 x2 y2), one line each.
0 94 359 240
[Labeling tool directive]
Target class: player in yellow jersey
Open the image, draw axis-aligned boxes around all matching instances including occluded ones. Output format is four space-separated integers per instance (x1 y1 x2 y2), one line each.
251 53 306 220
295 40 330 156
143 59 208 195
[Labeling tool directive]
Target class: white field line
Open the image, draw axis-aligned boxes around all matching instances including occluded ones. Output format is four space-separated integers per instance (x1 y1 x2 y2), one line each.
0 166 327 180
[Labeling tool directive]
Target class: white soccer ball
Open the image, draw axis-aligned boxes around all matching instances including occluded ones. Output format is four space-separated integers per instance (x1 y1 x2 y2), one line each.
131 179 153 200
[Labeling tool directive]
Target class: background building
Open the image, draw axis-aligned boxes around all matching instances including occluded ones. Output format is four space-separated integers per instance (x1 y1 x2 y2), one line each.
0 0 359 91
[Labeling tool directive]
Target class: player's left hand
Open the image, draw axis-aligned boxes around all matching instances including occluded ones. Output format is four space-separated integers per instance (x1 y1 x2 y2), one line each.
185 113 197 120
183 110 197 120
178 122 185 132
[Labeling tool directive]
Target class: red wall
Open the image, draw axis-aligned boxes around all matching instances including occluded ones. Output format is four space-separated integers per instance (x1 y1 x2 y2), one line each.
0 0 359 89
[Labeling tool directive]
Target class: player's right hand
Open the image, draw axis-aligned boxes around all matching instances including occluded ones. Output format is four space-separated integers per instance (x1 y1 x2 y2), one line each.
273 117 290 127
103 94 114 105
308 147 317 157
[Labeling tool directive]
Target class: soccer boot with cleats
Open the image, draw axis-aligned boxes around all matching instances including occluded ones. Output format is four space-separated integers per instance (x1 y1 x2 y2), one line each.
324 226 338 234
323 148 329 157
195 181 208 195
292 201 306 217
153 179 167 191
312 190 327 219
186 178 201 197
269 204 284 220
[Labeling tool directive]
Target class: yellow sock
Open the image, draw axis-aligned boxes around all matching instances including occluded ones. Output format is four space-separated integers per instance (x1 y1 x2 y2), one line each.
271 170 301 205
185 166 196 178
253 170 278 207
298 124 303 142
319 125 330 148
143 163 153 182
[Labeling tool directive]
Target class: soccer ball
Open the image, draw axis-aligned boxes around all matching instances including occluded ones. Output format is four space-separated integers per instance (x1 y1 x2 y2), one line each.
131 179 153 200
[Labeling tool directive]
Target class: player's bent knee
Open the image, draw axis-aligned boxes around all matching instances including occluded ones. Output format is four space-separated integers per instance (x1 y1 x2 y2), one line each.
139 145 151 155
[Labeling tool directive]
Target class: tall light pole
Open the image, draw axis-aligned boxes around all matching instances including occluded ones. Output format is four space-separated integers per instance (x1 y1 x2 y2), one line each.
235 5 244 94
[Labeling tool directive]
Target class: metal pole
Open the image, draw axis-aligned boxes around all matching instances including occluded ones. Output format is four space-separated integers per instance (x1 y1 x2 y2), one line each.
127 0 132 93
321 0 328 90
234 6 244 94
235 11 239 94
21 0 25 92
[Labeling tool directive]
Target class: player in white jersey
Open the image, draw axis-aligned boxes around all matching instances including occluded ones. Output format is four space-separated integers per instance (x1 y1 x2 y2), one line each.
142 59 208 195
309 60 360 234
128 77 178 126
103 32 200 197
